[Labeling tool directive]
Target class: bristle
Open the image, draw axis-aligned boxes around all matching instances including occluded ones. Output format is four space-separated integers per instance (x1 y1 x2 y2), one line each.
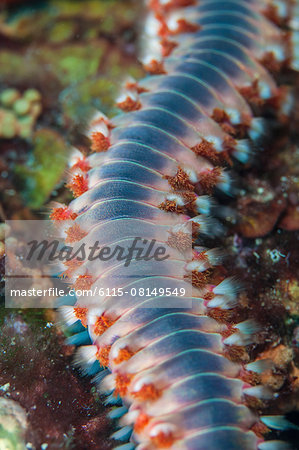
261 416 299 431
108 406 128 420
111 426 133 442
190 215 224 236
213 277 241 298
91 132 110 152
246 360 273 374
116 93 141 112
50 206 78 221
65 223 87 243
74 345 97 366
149 423 176 448
258 441 293 450
59 305 78 326
66 174 88 198
243 386 273 400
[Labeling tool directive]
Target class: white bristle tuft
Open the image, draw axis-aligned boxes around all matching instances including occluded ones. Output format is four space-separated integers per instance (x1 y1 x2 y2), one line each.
208 295 238 309
225 108 241 125
116 91 138 104
190 215 224 236
224 333 248 346
98 373 116 393
243 386 273 400
195 195 213 214
206 135 223 152
258 81 272 100
120 410 140 426
108 406 128 420
74 345 98 366
217 171 232 195
258 441 292 450
111 426 132 441
249 118 266 141
182 166 198 183
235 319 260 335
261 415 299 431
59 306 78 326
246 359 273 374
213 277 241 299
149 422 176 438
234 140 252 163
165 194 185 206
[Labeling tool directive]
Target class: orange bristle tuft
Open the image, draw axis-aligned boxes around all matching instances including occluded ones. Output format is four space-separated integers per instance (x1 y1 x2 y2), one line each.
159 200 184 213
65 223 87 243
113 346 135 365
125 81 148 94
167 230 192 253
164 167 194 191
198 167 222 194
71 157 91 172
117 96 141 112
66 174 88 198
115 373 134 397
132 383 161 401
73 274 94 291
160 38 178 57
134 412 150 433
50 207 78 221
151 430 175 448
144 60 166 75
96 345 111 367
170 19 200 35
93 315 115 336
156 0 196 13
91 131 110 152
74 307 88 327
186 269 213 289
61 258 83 278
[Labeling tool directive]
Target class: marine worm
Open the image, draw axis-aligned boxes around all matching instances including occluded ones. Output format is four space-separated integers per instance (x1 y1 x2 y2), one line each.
53 1 299 448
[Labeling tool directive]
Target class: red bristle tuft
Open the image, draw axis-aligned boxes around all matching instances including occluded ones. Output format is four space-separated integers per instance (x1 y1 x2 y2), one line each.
115 373 134 397
66 174 88 198
61 258 83 278
160 38 178 57
134 412 150 433
169 19 200 35
65 223 87 243
117 96 141 112
91 131 110 152
125 81 149 94
96 345 111 367
50 207 78 221
71 157 91 172
151 430 175 448
73 274 94 291
144 59 166 74
132 383 161 401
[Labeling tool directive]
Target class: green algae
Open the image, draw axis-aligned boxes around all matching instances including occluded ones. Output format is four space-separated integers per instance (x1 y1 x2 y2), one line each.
14 128 68 209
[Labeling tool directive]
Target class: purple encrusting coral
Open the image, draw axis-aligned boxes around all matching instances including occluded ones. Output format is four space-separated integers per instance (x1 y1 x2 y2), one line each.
53 1 299 449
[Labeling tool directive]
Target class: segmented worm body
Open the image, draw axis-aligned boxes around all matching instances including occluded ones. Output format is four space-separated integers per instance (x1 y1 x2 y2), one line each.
54 1 299 449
